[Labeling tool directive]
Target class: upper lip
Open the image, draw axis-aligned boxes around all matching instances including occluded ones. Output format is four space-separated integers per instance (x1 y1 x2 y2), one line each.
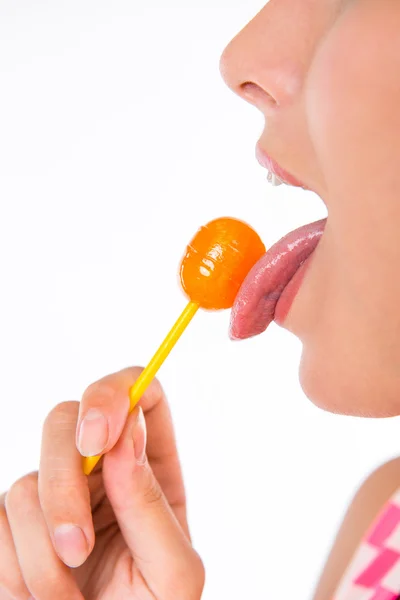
255 143 308 189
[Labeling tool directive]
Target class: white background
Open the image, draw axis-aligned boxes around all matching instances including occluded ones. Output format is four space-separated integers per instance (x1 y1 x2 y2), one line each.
1 1 400 598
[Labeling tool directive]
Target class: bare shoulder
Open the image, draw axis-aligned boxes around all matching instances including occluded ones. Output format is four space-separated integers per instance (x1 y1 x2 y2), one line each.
313 457 400 600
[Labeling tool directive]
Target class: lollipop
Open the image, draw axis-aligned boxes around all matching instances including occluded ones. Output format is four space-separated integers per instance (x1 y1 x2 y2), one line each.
83 217 265 475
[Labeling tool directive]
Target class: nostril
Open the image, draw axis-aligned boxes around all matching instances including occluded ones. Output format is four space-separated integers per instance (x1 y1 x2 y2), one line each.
240 82 279 108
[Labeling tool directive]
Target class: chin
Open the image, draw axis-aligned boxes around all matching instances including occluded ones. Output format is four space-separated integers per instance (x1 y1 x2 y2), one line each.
298 346 400 418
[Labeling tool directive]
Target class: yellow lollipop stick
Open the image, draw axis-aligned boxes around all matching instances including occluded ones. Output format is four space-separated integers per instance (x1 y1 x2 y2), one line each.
82 301 199 476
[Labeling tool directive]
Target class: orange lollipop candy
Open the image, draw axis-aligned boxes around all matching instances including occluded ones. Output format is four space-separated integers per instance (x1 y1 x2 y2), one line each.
83 217 265 475
180 217 266 310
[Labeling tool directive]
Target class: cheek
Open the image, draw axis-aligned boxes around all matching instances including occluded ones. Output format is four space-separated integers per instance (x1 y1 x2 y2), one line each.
305 0 400 196
291 0 400 416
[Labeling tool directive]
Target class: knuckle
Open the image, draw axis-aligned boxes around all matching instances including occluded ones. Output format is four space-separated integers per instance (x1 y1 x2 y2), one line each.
150 375 165 401
46 469 78 492
82 367 167 412
41 470 83 510
127 366 165 399
165 551 205 600
82 379 117 405
6 472 38 509
191 551 206 586
146 371 163 396
127 366 145 379
44 401 79 430
142 474 164 507
83 380 99 397
188 551 206 597
82 380 108 400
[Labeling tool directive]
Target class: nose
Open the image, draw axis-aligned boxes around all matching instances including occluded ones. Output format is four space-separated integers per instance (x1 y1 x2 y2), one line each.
219 2 308 112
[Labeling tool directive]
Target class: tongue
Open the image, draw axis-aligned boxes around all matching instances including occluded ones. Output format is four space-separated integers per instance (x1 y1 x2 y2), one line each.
229 219 326 340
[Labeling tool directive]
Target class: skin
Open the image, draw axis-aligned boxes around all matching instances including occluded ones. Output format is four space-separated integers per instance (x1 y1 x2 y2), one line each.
2 1 400 598
220 0 400 416
0 369 204 599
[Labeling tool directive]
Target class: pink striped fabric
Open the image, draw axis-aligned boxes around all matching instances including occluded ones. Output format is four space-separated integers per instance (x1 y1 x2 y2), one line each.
334 489 400 600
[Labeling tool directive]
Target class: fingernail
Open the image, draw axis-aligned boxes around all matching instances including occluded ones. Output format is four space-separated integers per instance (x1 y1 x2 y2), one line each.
132 407 147 465
78 408 109 457
54 524 88 568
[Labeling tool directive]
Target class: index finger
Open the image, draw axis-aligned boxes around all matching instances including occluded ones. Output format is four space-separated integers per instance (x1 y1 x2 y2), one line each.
77 367 189 536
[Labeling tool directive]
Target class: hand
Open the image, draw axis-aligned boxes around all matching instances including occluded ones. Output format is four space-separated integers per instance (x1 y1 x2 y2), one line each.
0 367 205 600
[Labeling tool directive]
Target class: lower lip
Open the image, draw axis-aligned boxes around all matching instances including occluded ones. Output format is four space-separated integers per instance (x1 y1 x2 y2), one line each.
274 253 314 325
255 145 307 189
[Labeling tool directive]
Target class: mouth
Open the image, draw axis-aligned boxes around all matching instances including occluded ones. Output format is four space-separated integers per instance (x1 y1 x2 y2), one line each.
229 144 325 340
255 143 309 189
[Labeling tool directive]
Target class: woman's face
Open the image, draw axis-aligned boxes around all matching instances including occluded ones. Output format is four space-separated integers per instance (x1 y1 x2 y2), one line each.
220 0 400 417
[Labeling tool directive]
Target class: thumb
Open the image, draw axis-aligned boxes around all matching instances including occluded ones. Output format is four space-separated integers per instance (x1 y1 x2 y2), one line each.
102 407 204 599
